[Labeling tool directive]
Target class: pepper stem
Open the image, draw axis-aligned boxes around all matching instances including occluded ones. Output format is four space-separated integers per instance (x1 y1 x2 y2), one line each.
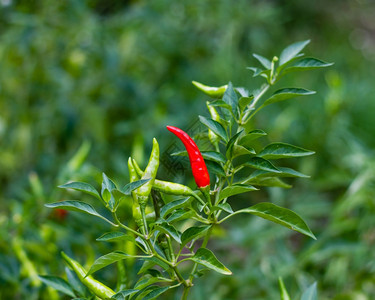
181 286 191 300
140 205 148 237
199 185 212 208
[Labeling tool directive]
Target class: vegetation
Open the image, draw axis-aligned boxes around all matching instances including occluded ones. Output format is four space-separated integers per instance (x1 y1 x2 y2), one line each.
1 1 374 299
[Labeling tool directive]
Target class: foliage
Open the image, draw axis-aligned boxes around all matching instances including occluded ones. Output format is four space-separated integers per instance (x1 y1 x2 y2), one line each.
1 0 375 299
41 41 330 299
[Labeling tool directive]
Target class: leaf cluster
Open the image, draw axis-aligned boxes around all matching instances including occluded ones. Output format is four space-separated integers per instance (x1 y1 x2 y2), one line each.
43 40 331 300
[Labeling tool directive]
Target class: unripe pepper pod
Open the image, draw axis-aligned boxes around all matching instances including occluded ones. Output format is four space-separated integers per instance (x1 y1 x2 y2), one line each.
128 158 143 229
135 138 159 208
132 158 207 207
206 101 221 147
132 158 193 196
166 126 210 188
61 252 115 299
192 81 227 98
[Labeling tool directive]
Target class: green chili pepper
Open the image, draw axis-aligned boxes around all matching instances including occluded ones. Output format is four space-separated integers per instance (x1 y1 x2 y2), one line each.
61 252 115 299
192 81 227 98
128 158 143 229
132 158 192 196
206 101 221 147
132 158 206 207
134 138 159 208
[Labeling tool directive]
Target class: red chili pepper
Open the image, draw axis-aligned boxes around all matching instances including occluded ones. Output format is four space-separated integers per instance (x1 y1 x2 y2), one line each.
167 126 210 188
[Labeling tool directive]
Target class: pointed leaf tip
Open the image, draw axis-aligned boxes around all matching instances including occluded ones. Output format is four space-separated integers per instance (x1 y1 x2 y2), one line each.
280 40 311 65
189 248 232 275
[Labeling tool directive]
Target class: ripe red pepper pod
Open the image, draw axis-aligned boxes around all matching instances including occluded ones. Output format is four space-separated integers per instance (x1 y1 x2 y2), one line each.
167 126 210 188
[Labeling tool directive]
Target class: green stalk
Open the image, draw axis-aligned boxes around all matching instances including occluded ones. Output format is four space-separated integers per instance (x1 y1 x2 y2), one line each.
112 212 143 238
241 83 270 123
167 236 176 263
144 239 189 288
140 205 149 236
182 286 191 300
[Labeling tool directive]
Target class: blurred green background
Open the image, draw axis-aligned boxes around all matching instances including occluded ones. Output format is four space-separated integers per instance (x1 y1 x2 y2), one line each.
1 0 375 299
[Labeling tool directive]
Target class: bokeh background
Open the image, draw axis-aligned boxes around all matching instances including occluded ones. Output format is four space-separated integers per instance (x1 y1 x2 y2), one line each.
1 0 375 299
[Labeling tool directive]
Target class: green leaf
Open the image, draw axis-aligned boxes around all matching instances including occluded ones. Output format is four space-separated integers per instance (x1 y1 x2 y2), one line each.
235 202 316 239
138 260 157 275
258 143 315 159
199 116 228 142
226 130 243 159
238 95 254 111
181 226 210 248
143 286 170 300
143 257 169 271
44 201 114 225
102 173 117 191
160 197 190 218
278 277 291 300
39 275 76 297
166 210 194 223
239 130 267 147
102 173 117 209
134 276 165 290
276 167 310 178
301 282 318 300
243 157 281 173
189 248 232 275
247 67 269 78
263 88 316 107
121 179 150 195
220 203 234 213
96 232 135 243
211 203 233 214
192 81 227 98
245 177 292 189
253 53 271 69
232 145 256 158
201 151 227 164
208 99 232 110
133 285 167 300
247 67 262 76
58 182 101 201
283 58 333 74
222 82 239 116
249 167 310 179
279 40 310 65
154 222 181 243
219 184 258 200
86 251 132 277
206 160 226 177
111 289 139 300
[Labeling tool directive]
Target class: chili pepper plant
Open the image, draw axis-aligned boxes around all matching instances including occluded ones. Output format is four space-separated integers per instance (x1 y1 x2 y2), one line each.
44 40 332 300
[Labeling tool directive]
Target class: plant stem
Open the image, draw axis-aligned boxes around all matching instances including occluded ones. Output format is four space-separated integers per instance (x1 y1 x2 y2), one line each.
241 83 270 123
190 192 206 207
181 286 191 300
167 236 176 263
144 239 189 288
112 212 143 238
140 206 149 236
